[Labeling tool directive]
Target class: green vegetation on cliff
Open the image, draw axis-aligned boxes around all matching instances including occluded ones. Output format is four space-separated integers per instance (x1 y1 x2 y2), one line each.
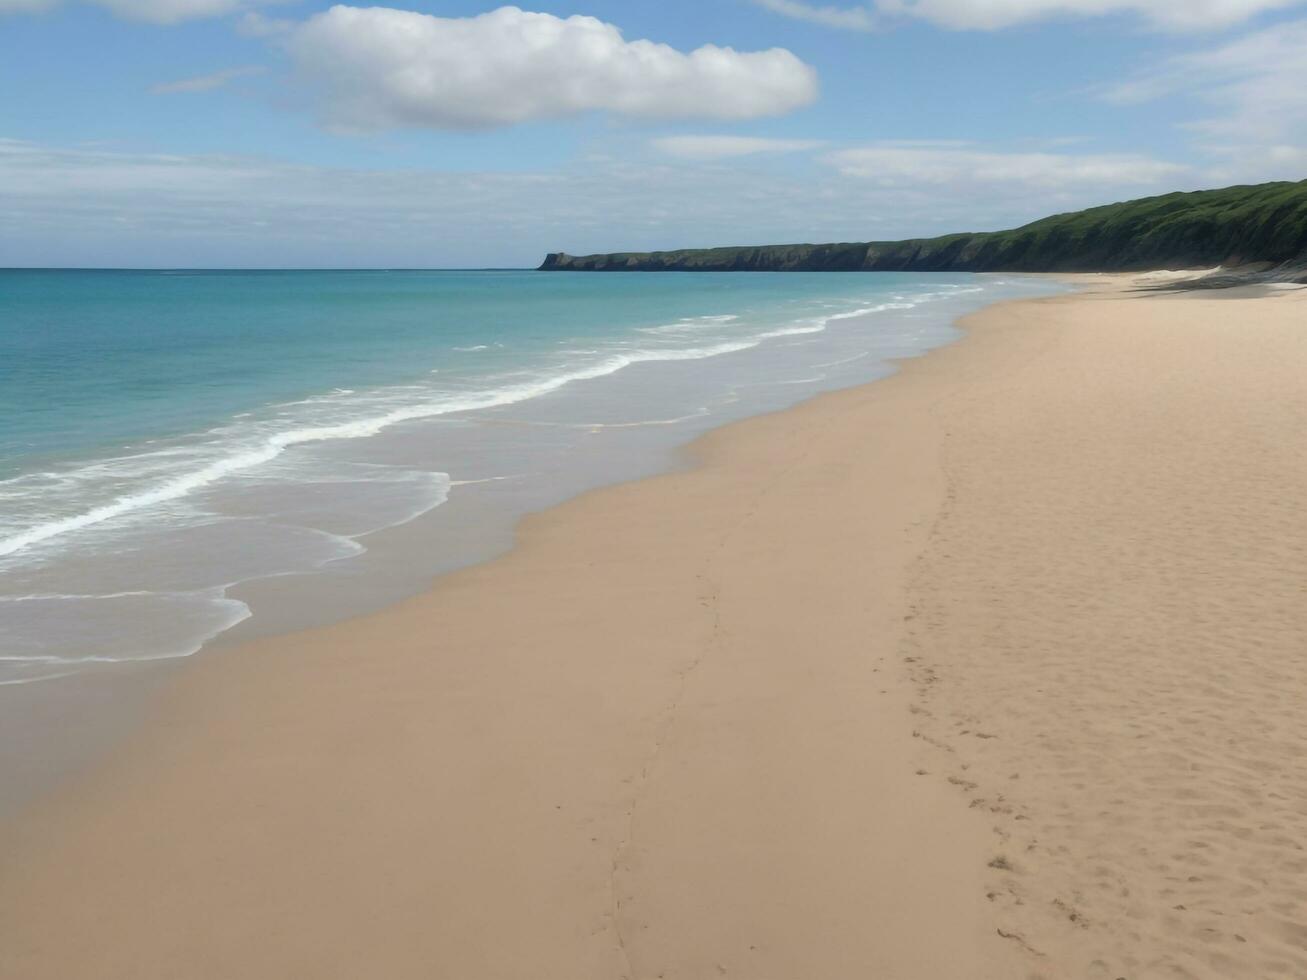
540 180 1307 274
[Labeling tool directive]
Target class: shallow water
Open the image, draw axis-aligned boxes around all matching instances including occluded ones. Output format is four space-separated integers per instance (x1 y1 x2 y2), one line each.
0 270 1060 687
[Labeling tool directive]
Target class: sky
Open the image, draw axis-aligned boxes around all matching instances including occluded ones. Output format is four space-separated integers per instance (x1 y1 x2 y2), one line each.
2 0 1307 267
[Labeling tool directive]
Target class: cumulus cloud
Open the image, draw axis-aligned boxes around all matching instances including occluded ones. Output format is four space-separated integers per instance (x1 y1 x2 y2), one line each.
754 0 1305 30
651 135 826 159
150 65 264 94
827 144 1188 187
285 5 818 132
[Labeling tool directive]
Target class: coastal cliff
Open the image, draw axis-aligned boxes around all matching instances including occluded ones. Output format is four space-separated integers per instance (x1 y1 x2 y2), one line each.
540 180 1307 275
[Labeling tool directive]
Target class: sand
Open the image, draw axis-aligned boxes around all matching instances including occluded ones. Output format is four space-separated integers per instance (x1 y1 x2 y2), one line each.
2 277 1305 979
904 280 1307 978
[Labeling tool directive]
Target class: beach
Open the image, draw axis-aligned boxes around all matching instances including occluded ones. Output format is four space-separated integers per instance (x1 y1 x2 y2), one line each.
3 276 1305 979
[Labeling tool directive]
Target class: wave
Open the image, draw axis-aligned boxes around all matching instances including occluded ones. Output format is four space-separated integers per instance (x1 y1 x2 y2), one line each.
637 313 740 335
0 587 252 685
0 274 1043 686
0 283 991 568
0 339 763 562
813 351 871 369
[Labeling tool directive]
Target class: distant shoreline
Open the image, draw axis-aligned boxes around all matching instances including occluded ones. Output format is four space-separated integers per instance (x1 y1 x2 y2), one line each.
540 178 1307 279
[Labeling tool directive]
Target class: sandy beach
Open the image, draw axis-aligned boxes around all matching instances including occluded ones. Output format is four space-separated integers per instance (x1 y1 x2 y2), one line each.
3 277 1305 980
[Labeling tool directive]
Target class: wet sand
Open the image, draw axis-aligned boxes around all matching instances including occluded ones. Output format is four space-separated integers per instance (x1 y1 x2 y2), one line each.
3 276 1304 979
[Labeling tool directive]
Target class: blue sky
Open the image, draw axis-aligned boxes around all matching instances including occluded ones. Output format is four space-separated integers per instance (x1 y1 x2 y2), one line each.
3 0 1307 266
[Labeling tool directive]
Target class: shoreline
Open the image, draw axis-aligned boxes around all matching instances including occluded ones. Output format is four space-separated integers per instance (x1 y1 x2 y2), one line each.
5 269 977 688
0 274 1044 819
4 276 1305 978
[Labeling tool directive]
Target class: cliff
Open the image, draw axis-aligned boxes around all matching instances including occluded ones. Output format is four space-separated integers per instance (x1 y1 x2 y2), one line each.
540 180 1307 275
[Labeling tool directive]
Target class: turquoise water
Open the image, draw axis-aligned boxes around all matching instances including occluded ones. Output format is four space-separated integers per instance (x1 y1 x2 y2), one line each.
0 269 1058 685
2 269 951 470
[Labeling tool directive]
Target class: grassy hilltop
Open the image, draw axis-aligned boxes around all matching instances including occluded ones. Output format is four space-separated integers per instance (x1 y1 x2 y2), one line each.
540 180 1307 275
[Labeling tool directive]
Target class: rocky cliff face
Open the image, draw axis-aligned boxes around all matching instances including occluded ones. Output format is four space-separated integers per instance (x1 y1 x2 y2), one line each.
540 180 1307 276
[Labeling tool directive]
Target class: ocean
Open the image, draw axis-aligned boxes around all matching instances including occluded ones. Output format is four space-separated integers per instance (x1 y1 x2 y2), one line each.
0 269 1059 688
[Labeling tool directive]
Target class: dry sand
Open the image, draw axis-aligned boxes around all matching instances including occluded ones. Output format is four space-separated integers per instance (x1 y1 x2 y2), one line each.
2 277 1305 979
903 279 1307 978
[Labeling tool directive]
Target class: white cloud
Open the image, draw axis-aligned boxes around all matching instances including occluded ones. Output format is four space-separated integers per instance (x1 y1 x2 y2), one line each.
651 135 826 159
0 137 1209 269
752 0 876 30
1100 18 1307 183
286 5 818 133
755 0 1305 31
150 65 264 94
1106 19 1307 144
828 144 1188 187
